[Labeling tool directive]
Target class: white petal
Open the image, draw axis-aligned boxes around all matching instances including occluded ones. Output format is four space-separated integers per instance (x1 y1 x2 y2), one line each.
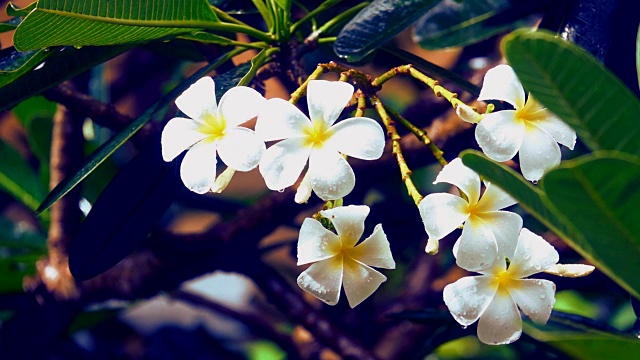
324 117 385 160
530 112 576 150
425 238 439 255
175 77 217 120
519 124 561 181
294 172 313 204
434 158 480 203
443 275 497 326
478 64 526 109
259 138 311 191
180 139 217 194
477 291 522 345
217 127 265 171
456 103 482 124
308 148 355 201
297 218 341 265
508 228 559 279
418 193 469 241
476 111 524 162
297 257 343 306
307 80 354 126
256 98 310 141
455 217 499 272
343 257 387 308
320 205 369 248
351 224 395 269
475 182 517 212
161 117 208 161
509 278 556 324
217 86 266 128
544 264 595 278
478 211 522 259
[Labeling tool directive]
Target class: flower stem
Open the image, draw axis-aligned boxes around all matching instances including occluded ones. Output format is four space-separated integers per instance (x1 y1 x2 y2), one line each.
290 0 341 34
371 95 423 206
237 48 279 86
383 105 447 167
355 90 367 117
210 5 251 27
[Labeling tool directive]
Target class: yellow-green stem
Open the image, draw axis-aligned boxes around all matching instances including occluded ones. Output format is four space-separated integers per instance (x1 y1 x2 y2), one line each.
371 95 423 206
383 105 447 167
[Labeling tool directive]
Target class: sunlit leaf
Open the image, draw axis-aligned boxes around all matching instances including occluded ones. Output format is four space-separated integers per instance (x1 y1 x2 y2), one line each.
334 0 439 62
503 29 640 156
14 0 218 50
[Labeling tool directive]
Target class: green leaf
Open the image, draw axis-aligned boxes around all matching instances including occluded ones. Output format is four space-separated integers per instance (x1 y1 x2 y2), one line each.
503 29 640 156
334 0 440 62
0 48 50 87
14 0 218 50
0 23 17 33
541 152 640 299
0 46 129 111
0 253 40 293
35 50 245 214
5 2 36 17
0 140 46 212
413 0 536 50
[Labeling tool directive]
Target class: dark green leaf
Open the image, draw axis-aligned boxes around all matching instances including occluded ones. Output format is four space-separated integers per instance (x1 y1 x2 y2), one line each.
69 140 182 281
5 2 36 17
14 0 218 50
413 0 538 49
334 0 439 62
0 254 39 293
0 140 46 212
0 48 50 87
541 152 640 299
36 55 245 214
636 24 639 91
503 29 640 156
0 23 16 33
0 46 129 111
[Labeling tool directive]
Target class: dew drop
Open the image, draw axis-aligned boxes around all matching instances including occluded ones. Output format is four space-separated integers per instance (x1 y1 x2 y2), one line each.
277 188 285 193
461 325 468 329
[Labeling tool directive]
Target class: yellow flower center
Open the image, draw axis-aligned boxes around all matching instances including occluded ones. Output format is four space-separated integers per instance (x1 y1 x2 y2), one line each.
303 120 333 148
493 270 516 294
514 97 547 123
199 113 227 140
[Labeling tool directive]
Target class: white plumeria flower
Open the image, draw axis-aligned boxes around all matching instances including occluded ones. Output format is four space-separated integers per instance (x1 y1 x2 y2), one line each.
256 80 385 202
472 64 576 181
443 228 559 345
161 77 266 194
296 205 395 308
419 158 522 271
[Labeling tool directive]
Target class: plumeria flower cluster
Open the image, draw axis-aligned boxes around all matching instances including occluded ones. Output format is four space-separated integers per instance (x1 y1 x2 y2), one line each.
162 78 384 202
296 205 395 307
457 64 577 182
420 158 593 344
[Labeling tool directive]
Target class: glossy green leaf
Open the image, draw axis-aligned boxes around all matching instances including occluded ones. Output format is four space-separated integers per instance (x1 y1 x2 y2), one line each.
0 46 129 111
14 0 218 50
334 0 439 62
413 0 537 49
541 152 640 299
0 48 50 87
0 141 45 212
35 51 246 214
503 29 640 156
5 2 36 17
